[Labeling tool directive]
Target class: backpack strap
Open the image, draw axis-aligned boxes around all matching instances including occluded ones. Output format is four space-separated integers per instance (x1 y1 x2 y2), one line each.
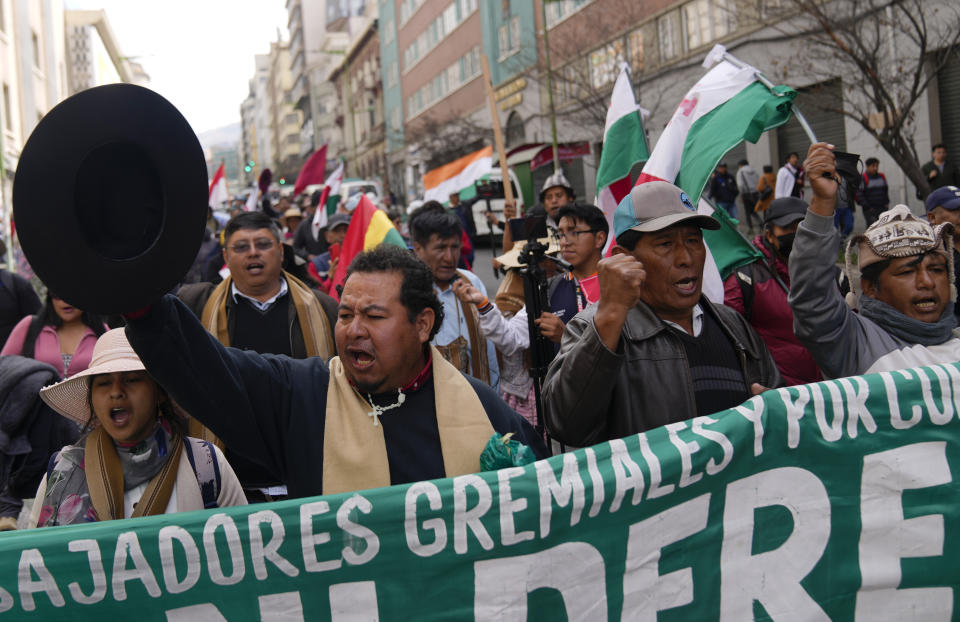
734 263 756 322
183 437 221 509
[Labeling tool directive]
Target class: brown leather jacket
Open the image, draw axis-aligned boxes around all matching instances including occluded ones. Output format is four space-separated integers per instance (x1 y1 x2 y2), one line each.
542 297 781 446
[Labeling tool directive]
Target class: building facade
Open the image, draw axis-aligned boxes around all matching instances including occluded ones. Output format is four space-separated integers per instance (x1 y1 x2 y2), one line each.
330 18 385 182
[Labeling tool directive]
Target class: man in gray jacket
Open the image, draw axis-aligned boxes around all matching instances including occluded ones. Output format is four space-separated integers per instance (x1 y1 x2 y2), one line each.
542 181 781 447
789 143 960 378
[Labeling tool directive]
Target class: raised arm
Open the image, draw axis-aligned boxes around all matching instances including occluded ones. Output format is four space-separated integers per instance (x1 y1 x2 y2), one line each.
125 295 315 482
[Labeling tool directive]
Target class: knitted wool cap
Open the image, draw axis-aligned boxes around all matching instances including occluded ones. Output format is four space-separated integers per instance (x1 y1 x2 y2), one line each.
844 204 955 304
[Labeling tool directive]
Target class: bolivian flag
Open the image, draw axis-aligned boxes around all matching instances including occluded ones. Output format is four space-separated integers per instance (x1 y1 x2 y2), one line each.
329 194 406 299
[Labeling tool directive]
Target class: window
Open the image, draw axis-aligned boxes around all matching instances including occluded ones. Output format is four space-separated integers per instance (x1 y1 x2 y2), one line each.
31 31 41 69
402 1 476 74
627 29 644 73
406 46 481 119
589 40 624 89
553 64 583 106
760 0 787 18
399 0 427 25
658 10 681 62
545 0 593 29
3 84 11 131
684 0 736 51
498 16 520 60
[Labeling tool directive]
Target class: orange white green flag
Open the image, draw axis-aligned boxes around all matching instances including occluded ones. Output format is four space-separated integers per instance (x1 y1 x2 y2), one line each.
423 146 493 204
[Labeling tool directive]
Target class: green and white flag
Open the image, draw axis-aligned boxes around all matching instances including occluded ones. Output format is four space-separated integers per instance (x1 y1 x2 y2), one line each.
2 364 960 619
595 63 649 249
637 44 797 294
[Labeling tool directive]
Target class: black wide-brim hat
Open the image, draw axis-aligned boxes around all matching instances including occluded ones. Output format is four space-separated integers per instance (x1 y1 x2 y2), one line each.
13 84 208 313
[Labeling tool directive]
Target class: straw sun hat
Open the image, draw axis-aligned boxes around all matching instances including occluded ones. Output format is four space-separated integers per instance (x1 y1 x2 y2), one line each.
39 328 175 427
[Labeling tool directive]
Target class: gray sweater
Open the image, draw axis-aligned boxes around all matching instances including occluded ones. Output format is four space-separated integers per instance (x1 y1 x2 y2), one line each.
788 211 960 377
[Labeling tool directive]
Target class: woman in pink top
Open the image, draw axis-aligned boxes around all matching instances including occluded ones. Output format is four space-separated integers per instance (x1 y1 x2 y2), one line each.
1 294 107 378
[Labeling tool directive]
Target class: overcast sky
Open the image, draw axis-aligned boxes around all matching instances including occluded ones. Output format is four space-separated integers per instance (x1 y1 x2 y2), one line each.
65 0 289 135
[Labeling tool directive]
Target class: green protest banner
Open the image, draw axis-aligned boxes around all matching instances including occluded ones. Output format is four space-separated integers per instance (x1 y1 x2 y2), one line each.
1 363 959 620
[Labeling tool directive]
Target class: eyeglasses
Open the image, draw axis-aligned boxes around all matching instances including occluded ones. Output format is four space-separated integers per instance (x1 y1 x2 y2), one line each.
554 229 600 242
228 239 276 254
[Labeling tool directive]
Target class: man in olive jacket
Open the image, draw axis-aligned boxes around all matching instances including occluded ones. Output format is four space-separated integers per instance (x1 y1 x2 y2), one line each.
543 182 781 447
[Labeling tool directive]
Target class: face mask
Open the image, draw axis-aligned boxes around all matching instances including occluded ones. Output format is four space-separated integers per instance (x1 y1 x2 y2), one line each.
776 232 796 259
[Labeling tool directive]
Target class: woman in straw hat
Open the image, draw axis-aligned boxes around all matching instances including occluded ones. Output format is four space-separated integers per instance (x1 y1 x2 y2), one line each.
27 329 245 527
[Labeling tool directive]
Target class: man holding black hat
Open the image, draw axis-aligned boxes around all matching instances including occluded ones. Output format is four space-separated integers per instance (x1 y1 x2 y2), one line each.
177 211 338 500
790 143 960 377
724 197 823 385
542 181 780 447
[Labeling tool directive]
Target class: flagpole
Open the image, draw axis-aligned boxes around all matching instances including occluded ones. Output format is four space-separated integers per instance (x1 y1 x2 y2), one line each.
716 50 819 145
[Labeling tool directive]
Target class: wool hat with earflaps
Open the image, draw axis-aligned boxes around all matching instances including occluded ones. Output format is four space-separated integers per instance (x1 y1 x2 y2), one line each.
844 204 955 307
13 84 208 314
40 329 188 427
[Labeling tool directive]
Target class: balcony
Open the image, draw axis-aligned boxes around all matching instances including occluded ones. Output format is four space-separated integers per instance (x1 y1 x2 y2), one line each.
291 75 309 111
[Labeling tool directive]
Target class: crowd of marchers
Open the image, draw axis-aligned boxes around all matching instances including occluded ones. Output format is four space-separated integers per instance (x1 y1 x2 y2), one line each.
1 141 959 532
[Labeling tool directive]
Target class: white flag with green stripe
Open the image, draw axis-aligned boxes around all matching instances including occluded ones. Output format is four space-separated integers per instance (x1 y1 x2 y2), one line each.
636 45 797 301
595 63 649 248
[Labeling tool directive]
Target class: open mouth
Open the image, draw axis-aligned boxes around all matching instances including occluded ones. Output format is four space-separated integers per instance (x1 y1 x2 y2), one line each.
675 276 698 294
246 262 265 274
913 298 938 313
349 348 375 369
109 408 130 426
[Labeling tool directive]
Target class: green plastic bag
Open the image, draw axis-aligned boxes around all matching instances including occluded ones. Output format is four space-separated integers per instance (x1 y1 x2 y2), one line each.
479 432 537 471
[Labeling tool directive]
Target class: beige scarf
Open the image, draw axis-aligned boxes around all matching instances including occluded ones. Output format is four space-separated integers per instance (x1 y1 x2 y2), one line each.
321 346 494 495
84 426 182 521
193 270 336 446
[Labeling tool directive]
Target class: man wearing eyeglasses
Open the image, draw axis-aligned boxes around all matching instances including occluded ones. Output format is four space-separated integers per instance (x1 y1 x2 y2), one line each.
176 211 338 501
535 203 608 343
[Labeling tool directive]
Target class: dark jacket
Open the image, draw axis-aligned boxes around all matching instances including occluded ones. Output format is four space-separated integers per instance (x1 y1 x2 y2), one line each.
921 160 960 197
723 235 821 386
0 270 41 348
542 297 781 446
709 172 739 204
125 295 546 498
857 172 889 212
177 276 338 360
0 356 78 517
292 216 328 260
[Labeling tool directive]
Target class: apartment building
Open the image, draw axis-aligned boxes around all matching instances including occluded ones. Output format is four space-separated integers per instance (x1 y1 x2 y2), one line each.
330 18 384 181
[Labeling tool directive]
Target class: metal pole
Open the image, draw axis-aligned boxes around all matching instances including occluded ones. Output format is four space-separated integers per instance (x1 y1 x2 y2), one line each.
719 50 819 145
539 1 561 173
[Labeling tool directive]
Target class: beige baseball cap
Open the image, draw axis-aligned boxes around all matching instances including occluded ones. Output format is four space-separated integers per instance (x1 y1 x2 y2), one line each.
613 181 720 239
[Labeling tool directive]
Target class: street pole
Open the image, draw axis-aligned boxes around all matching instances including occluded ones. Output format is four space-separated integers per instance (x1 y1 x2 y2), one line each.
539 0 561 173
717 50 819 145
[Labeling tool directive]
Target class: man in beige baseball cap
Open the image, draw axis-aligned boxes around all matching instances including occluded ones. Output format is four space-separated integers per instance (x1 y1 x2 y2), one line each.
543 180 780 446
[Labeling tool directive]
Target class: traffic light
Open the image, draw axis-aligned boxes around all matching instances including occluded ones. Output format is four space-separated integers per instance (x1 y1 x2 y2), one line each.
279 177 286 185
244 165 252 172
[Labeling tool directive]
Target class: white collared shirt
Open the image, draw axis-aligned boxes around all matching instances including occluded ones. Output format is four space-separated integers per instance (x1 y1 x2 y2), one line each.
662 304 704 337
230 278 288 312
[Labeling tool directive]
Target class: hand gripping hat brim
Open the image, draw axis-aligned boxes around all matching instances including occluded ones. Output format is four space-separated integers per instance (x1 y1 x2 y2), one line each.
13 84 208 313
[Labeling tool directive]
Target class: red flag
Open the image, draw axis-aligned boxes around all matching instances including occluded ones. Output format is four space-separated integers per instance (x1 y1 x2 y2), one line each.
328 195 407 299
293 144 328 196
